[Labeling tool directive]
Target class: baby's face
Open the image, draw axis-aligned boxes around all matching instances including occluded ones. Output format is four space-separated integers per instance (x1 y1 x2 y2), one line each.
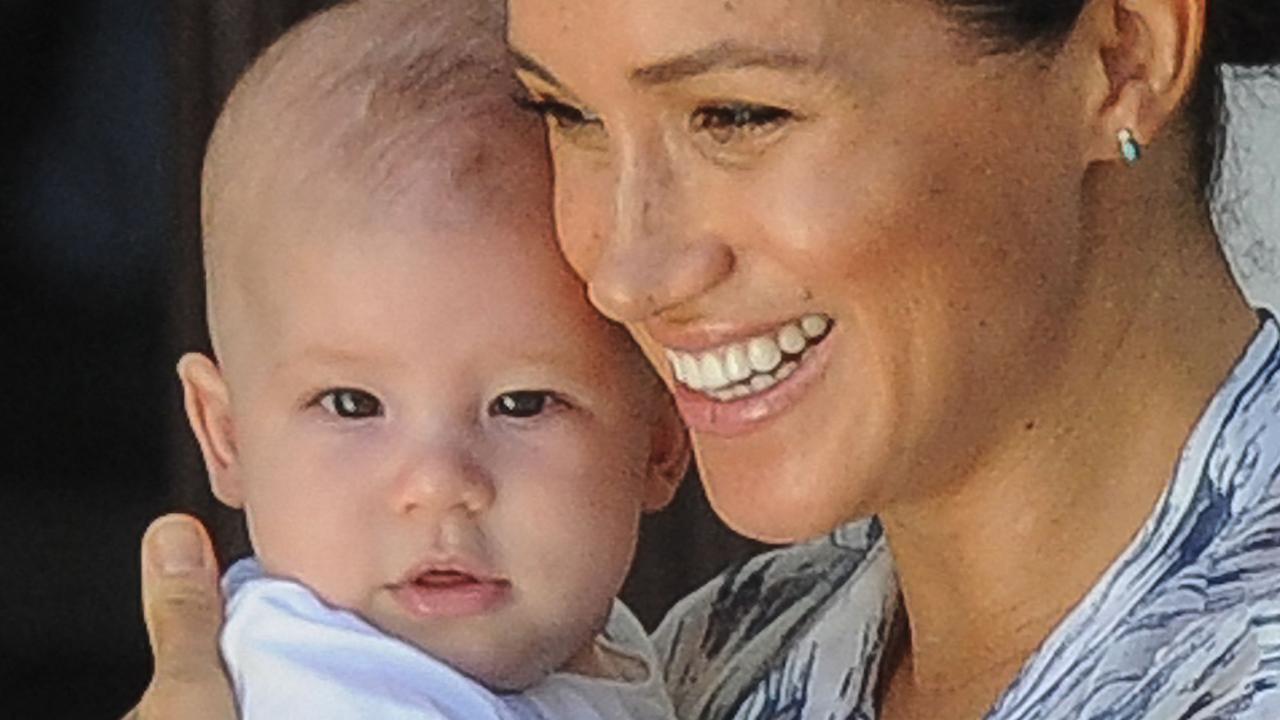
189 126 680 689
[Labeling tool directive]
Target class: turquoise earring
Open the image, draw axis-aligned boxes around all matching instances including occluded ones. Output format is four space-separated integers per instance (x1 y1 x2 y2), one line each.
1118 129 1142 166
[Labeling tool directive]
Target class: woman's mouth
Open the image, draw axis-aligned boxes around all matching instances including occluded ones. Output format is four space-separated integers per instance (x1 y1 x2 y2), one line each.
660 314 836 436
664 314 833 400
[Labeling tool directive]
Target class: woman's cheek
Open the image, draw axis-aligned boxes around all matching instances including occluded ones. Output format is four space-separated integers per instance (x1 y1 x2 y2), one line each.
551 150 614 283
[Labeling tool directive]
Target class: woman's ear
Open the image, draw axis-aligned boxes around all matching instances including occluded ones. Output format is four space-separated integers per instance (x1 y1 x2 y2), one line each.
176 353 245 509
1078 0 1206 163
642 393 691 513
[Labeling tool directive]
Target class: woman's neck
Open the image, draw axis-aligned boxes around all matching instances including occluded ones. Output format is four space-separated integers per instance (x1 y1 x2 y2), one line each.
876 138 1258 714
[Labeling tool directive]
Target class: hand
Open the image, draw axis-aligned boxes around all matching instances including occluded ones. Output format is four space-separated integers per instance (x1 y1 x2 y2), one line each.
125 515 237 720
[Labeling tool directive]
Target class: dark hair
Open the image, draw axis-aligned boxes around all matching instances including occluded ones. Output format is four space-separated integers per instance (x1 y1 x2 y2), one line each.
937 0 1280 194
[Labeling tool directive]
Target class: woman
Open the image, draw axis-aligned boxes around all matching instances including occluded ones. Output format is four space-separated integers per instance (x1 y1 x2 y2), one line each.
130 0 1280 717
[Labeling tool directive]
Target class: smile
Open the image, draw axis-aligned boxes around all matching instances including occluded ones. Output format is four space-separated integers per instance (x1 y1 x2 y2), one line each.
664 314 834 402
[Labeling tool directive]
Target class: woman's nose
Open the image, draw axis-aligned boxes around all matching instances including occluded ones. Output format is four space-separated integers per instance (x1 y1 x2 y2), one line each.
391 445 495 519
586 140 734 323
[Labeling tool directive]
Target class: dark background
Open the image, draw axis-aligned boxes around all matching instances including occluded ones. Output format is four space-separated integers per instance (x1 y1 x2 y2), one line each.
1 2 760 716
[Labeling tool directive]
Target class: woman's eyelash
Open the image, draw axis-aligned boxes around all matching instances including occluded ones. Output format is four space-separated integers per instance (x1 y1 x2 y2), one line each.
312 388 384 420
692 103 795 139
512 93 598 129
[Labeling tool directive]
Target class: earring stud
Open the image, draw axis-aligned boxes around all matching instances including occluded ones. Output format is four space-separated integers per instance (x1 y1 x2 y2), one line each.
1118 128 1142 166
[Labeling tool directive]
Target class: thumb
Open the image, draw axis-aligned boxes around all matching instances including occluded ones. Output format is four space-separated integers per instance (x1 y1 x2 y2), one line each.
135 514 237 719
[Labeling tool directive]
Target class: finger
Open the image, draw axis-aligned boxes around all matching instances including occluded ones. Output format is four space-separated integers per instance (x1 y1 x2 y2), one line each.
137 514 237 718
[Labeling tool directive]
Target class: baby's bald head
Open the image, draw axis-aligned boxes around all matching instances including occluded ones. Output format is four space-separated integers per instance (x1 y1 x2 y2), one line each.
202 0 527 357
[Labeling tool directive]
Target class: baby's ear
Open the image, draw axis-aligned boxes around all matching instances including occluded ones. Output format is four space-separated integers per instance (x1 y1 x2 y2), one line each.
641 394 691 513
176 353 245 509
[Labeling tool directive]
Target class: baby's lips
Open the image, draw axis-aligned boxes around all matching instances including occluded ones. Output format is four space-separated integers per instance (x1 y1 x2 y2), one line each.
386 555 515 619
394 556 508 588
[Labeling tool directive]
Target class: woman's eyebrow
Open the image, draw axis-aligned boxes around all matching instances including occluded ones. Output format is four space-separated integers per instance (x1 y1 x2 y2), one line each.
509 48 566 90
628 42 820 86
509 41 822 92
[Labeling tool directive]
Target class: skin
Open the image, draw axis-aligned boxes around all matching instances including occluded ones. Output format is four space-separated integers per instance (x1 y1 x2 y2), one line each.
506 0 1255 716
128 0 1256 718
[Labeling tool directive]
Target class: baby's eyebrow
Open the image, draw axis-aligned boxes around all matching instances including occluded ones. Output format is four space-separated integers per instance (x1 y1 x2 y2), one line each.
269 345 379 374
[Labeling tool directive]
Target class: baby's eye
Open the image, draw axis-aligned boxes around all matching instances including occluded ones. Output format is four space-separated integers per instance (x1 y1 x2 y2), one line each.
317 388 383 419
488 390 563 420
691 102 794 145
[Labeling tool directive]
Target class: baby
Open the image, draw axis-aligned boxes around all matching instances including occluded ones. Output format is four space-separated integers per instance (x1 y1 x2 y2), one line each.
175 1 686 717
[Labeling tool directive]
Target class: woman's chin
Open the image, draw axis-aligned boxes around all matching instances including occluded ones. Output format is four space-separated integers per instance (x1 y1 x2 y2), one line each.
697 445 876 545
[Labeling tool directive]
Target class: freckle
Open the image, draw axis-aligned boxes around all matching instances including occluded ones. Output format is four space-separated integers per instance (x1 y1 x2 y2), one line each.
1024 420 1036 431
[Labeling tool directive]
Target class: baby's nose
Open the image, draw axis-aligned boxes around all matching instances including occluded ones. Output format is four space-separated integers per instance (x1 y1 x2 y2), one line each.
391 446 495 518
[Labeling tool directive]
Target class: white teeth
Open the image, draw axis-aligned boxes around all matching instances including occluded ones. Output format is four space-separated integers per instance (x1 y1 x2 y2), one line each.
666 350 684 383
664 314 834 401
699 353 728 390
778 324 806 355
776 361 798 381
679 354 703 389
709 383 758 404
801 314 831 339
723 344 752 383
747 336 783 373
711 388 736 402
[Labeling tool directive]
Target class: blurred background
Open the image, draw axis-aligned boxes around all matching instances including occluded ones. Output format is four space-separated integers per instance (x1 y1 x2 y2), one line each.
1 1 1276 717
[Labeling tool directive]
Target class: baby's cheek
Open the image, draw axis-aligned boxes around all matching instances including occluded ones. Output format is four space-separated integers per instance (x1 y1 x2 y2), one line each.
260 518 381 612
245 463 387 609
511 435 643 533
488 423 646 583
497 471 628 573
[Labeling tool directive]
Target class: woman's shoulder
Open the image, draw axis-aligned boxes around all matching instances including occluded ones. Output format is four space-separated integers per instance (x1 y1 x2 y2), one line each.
653 518 891 719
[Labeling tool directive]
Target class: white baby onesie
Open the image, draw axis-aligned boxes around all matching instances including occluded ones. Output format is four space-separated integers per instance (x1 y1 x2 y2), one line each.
221 558 676 720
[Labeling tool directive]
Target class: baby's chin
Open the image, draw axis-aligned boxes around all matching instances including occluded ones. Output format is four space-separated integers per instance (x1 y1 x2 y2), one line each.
420 631 595 692
370 609 600 692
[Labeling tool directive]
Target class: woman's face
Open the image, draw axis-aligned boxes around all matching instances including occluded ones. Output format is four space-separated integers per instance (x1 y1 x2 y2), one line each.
508 0 1095 542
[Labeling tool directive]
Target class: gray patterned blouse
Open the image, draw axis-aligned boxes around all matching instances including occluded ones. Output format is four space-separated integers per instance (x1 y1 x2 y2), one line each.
655 316 1280 719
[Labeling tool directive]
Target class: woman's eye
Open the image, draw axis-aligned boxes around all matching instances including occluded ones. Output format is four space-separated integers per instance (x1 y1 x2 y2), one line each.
488 391 561 420
691 103 793 145
317 389 383 419
513 93 602 134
